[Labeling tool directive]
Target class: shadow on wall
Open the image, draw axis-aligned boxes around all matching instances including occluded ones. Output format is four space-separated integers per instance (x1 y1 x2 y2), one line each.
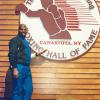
4 67 13 100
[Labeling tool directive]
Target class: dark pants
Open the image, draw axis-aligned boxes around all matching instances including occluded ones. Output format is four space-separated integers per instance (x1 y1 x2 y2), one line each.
13 64 33 100
4 67 13 100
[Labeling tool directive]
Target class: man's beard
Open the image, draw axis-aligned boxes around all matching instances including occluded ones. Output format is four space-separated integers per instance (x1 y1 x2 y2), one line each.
18 32 26 38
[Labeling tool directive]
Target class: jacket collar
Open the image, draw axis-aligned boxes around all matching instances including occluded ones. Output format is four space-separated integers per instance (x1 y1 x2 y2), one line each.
18 32 25 39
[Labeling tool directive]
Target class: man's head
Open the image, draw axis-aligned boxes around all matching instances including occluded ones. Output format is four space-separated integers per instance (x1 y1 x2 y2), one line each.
18 24 28 37
41 0 53 9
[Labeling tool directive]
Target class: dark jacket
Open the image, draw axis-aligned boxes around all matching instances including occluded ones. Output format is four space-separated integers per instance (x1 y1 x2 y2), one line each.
8 33 30 69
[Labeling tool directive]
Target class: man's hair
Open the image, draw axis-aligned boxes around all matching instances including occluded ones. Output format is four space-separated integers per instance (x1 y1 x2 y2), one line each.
18 24 28 30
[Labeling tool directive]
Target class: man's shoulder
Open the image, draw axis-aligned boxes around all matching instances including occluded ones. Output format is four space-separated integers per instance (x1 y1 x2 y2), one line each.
9 36 19 43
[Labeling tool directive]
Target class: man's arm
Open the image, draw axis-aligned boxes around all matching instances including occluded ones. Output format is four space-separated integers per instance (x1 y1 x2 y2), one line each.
31 49 47 58
35 49 47 56
8 39 19 78
8 39 18 69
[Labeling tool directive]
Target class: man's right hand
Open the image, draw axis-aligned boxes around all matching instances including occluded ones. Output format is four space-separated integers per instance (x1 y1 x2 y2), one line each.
13 68 19 79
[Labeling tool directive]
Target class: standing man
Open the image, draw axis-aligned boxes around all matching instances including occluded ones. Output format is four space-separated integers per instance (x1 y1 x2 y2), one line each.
8 24 46 100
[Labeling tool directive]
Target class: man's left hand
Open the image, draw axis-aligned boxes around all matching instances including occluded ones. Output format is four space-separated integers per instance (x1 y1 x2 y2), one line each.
36 49 47 56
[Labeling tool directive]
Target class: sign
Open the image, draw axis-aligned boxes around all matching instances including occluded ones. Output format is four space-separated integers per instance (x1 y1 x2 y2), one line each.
16 0 100 60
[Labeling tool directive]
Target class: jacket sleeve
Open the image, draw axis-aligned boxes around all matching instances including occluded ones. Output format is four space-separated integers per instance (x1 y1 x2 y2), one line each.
8 39 18 69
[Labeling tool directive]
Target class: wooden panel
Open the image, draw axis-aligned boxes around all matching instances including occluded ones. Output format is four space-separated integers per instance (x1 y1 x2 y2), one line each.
71 58 100 63
0 57 8 61
0 10 15 15
31 94 100 100
1 72 100 79
0 62 9 66
0 5 17 10
1 61 100 68
89 48 100 53
31 63 100 68
0 36 15 40
1 76 100 84
0 41 9 45
1 72 100 80
0 51 8 56
0 30 17 35
0 1 23 5
0 20 18 25
2 87 100 95
96 38 100 42
0 15 19 19
3 81 100 90
3 66 100 74
1 56 100 63
32 78 100 84
0 25 18 29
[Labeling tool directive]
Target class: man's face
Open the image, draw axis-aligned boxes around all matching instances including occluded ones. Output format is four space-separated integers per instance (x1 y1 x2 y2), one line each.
19 25 28 36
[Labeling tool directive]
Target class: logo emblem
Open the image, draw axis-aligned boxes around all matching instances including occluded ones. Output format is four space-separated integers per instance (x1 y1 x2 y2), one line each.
16 0 100 60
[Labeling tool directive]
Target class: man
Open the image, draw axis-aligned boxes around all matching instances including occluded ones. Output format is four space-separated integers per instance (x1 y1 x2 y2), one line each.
8 24 46 100
15 0 71 39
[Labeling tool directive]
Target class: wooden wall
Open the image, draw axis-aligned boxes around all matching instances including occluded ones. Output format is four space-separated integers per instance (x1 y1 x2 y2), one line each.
0 0 100 100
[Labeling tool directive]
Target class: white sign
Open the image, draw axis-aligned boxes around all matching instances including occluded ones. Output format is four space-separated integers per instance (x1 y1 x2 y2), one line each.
17 0 100 60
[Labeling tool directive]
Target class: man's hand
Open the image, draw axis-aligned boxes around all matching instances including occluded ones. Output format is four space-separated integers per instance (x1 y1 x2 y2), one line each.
13 68 19 79
36 49 47 56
